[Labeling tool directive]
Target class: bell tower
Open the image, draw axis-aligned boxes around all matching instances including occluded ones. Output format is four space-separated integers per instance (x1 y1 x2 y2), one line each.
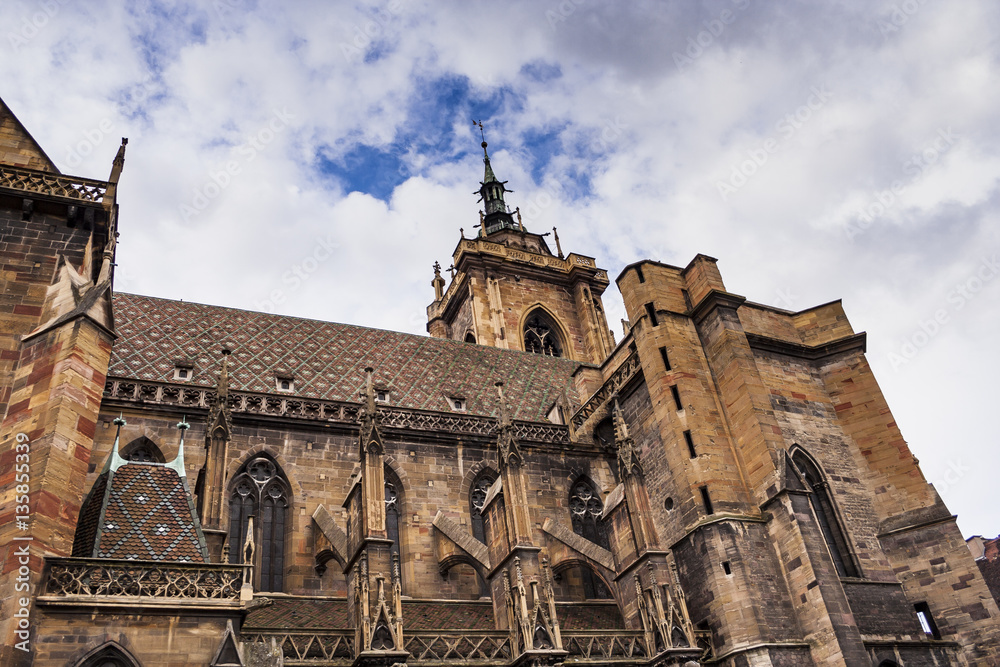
426 132 615 365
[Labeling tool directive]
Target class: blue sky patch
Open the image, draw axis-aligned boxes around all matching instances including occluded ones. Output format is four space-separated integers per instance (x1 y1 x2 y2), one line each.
318 76 527 200
520 60 562 83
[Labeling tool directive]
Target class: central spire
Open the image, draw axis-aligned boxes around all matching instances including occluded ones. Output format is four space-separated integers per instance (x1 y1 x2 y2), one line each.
473 121 519 236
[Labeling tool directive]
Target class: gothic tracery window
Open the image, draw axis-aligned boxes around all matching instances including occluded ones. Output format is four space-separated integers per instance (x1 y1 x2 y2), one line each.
228 456 290 592
791 449 859 579
523 310 563 357
470 472 497 544
385 478 401 577
569 478 612 599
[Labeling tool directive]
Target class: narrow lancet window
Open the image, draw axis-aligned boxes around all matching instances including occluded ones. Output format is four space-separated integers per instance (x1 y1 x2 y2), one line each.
791 449 859 579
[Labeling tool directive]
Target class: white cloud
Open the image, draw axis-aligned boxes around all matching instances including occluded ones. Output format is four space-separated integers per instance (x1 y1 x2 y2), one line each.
2 0 998 536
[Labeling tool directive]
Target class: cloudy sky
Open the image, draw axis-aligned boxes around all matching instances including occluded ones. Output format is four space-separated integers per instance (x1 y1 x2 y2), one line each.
4 0 997 536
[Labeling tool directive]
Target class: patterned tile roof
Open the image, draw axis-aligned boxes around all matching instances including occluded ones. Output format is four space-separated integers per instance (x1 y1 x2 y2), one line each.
557 602 625 630
109 293 582 421
243 598 496 631
72 461 208 562
405 600 495 630
241 598 625 631
244 598 351 630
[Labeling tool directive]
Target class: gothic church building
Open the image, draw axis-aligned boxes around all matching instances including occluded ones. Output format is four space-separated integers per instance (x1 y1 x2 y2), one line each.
1 98 999 666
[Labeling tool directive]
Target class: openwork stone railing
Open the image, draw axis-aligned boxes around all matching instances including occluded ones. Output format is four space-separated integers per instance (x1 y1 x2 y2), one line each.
405 632 513 664
104 378 571 445
0 164 109 204
244 632 355 664
571 350 642 429
42 557 245 599
250 631 653 664
562 631 647 661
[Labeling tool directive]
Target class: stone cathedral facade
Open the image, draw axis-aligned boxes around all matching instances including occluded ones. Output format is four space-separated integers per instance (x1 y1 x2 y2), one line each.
1 97 999 667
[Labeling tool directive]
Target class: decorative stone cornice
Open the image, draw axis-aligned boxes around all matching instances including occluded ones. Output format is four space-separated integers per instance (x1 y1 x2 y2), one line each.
689 289 747 325
453 238 605 278
103 377 572 446
0 163 109 205
744 331 867 360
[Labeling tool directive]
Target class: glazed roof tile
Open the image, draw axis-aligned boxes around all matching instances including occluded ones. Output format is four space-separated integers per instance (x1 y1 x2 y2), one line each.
73 461 208 562
110 293 582 421
241 598 624 631
243 597 496 631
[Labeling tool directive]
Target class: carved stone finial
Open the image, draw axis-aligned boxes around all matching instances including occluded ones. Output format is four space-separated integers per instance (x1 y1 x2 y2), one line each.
432 262 446 300
613 399 642 479
612 399 629 441
553 226 564 259
647 560 659 586
217 348 231 399
494 380 523 468
364 366 377 415
495 381 509 426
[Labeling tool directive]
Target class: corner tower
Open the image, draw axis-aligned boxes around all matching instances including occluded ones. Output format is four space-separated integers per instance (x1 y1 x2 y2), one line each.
427 137 615 365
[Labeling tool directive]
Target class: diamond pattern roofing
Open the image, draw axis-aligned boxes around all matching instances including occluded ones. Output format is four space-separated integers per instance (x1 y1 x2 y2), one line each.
109 293 583 421
72 462 208 562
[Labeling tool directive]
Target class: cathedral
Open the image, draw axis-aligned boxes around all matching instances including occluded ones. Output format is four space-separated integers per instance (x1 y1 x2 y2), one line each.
1 96 999 667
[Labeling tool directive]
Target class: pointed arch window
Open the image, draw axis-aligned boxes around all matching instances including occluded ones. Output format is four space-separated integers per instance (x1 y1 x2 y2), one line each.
523 309 564 357
791 449 859 579
469 472 497 544
75 642 141 667
569 478 612 598
121 437 165 463
228 456 290 592
385 475 402 579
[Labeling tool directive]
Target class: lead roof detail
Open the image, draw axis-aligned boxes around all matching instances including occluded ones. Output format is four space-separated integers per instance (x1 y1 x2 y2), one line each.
109 292 582 421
